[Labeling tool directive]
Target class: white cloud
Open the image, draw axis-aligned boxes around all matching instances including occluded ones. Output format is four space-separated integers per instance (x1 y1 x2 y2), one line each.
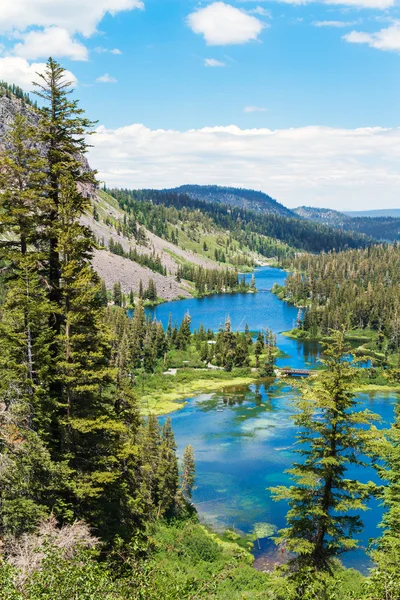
187 2 265 45
0 0 144 37
313 20 358 27
204 58 226 67
249 7 272 17
344 22 400 51
12 27 88 61
95 46 123 54
0 56 77 90
87 123 400 211
244 105 267 112
96 73 118 83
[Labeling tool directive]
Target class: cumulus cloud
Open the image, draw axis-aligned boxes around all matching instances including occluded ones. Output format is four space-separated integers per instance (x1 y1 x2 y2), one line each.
187 2 265 45
12 27 88 61
0 1 140 77
0 56 77 90
344 22 400 51
87 123 400 211
0 0 144 37
96 73 118 83
244 105 267 112
204 58 226 67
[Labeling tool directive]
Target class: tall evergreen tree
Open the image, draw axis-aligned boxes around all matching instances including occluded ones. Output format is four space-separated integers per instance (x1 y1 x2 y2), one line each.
156 418 179 518
181 445 196 501
34 58 96 317
270 331 380 592
0 113 54 433
368 402 400 599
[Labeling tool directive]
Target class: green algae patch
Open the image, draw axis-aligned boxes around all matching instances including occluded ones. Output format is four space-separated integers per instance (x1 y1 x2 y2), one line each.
138 369 257 416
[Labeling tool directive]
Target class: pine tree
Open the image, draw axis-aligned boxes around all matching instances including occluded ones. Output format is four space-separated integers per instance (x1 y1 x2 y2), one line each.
130 299 146 368
99 279 108 306
368 402 400 599
34 57 96 336
270 331 380 587
144 279 157 302
0 114 47 262
113 282 122 306
178 313 192 350
181 445 196 500
255 331 264 368
156 418 179 518
0 113 54 433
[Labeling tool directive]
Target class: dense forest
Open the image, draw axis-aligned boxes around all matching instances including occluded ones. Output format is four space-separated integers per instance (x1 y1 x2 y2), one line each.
1 60 400 599
275 244 400 362
107 187 371 258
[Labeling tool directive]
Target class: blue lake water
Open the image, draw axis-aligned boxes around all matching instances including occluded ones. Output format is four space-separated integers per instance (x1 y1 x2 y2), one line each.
148 267 398 572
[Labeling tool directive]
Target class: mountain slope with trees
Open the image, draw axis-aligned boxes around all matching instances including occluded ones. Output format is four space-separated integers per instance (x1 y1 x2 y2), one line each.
169 184 296 217
295 205 400 241
108 187 372 257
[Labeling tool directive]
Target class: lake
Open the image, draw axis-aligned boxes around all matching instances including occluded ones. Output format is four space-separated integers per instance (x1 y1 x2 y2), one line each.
148 266 398 572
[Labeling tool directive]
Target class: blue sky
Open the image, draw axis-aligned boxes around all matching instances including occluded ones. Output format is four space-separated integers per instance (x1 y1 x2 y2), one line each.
0 0 399 210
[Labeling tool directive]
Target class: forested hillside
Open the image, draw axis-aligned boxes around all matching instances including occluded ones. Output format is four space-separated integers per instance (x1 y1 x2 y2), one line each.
275 244 400 366
108 187 371 255
169 184 296 217
295 205 400 241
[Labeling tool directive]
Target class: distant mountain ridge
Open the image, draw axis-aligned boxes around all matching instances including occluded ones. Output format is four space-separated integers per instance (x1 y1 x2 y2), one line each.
294 206 400 241
344 209 400 218
294 206 349 227
167 185 296 218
